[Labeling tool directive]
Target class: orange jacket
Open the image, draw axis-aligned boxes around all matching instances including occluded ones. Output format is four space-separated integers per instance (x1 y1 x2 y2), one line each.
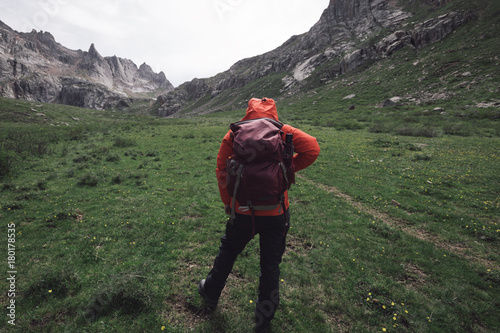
216 98 320 216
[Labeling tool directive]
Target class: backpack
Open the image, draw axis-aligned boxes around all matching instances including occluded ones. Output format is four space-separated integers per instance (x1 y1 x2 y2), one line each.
225 118 295 222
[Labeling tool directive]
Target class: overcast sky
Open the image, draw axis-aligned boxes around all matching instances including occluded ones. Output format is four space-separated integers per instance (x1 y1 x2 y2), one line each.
0 0 329 86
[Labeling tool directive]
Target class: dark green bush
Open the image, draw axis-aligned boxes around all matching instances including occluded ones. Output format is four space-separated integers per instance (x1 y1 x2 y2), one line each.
113 137 136 148
77 173 99 187
37 180 47 191
73 155 91 164
66 169 75 178
369 122 391 133
412 153 433 161
404 143 423 151
25 270 80 303
443 123 472 136
1 129 53 157
111 174 124 184
397 127 439 137
0 150 18 178
2 201 23 211
372 138 399 148
83 275 152 321
106 154 121 162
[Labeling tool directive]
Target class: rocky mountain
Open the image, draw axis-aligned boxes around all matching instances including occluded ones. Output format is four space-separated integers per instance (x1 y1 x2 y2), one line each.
156 0 476 117
0 21 173 110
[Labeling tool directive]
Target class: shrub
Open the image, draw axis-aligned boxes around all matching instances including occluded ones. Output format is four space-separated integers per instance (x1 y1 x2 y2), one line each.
25 270 80 303
83 275 152 321
94 146 109 154
1 182 15 191
412 153 432 161
0 150 18 178
61 143 69 157
106 154 121 162
77 173 99 187
37 181 47 191
1 129 52 156
65 125 88 141
182 133 195 139
2 201 23 211
369 122 390 133
443 123 472 136
66 169 75 178
397 127 439 137
404 143 422 151
113 137 136 148
111 174 124 184
73 155 91 164
335 120 365 131
372 138 399 148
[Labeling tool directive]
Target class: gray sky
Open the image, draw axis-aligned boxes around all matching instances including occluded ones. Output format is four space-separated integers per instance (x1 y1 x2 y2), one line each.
0 0 329 86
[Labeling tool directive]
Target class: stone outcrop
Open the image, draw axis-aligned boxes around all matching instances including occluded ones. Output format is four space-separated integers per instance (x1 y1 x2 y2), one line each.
0 23 174 109
156 0 476 116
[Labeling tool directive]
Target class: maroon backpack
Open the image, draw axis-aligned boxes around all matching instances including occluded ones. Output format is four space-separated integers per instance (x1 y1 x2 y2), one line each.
226 118 295 221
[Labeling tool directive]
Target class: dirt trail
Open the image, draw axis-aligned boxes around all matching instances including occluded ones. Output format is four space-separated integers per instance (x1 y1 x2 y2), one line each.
297 174 498 270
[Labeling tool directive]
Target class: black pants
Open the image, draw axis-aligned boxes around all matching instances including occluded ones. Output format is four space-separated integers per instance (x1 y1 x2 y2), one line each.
204 210 290 326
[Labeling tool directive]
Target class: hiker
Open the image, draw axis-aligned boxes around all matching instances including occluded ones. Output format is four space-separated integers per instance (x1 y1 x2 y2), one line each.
198 97 320 332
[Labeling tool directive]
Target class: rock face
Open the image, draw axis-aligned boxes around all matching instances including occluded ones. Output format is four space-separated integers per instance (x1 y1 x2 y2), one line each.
157 0 475 116
0 23 174 109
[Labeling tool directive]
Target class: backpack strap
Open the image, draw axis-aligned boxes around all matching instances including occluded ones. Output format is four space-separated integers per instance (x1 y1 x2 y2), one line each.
230 164 244 224
250 207 256 240
280 193 288 236
280 162 289 187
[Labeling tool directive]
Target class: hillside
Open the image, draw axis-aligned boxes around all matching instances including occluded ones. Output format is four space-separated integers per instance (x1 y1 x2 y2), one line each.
155 0 499 132
0 94 499 332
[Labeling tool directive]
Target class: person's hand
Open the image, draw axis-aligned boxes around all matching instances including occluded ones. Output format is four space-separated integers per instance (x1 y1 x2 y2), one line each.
224 205 231 215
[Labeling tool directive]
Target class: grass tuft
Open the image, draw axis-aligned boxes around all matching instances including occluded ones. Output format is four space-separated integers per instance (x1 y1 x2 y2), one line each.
83 275 153 322
77 172 99 187
25 270 81 303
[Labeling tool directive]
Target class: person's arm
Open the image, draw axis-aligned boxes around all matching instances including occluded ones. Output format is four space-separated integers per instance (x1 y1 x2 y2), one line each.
283 125 320 172
216 131 233 206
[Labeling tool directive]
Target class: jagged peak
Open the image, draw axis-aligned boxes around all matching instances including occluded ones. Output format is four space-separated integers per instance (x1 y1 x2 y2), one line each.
139 62 153 73
34 30 56 46
158 71 167 81
88 43 101 59
0 19 174 109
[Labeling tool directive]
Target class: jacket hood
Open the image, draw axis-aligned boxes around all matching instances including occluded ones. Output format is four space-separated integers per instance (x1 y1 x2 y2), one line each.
241 98 279 121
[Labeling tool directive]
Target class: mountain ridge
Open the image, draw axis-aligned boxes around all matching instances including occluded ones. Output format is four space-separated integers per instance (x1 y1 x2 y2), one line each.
0 0 496 116
155 0 479 117
0 23 173 110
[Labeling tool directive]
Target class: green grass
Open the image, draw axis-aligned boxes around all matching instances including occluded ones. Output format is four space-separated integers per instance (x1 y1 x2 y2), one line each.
1 1 499 330
0 95 499 332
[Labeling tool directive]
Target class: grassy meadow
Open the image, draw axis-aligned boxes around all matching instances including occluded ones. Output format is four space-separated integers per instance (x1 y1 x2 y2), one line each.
0 94 498 332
